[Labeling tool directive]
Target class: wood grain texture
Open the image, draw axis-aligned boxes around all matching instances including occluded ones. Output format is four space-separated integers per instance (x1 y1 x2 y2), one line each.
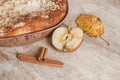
0 0 120 80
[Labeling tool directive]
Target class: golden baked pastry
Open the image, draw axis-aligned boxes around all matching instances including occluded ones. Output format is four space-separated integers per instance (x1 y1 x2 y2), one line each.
0 0 67 38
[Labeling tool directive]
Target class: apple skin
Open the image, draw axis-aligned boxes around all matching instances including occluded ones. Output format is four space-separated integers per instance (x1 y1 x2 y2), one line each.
51 25 84 53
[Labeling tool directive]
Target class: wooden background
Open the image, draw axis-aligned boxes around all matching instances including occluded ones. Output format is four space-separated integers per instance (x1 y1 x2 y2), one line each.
0 0 120 80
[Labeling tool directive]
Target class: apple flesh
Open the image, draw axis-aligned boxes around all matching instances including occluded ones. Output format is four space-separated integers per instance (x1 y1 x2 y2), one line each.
52 24 83 52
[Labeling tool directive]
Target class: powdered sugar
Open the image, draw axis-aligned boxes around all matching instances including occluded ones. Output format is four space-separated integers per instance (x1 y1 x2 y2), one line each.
0 0 61 33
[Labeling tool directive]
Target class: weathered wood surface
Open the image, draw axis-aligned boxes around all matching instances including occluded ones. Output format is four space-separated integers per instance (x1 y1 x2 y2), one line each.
0 0 120 80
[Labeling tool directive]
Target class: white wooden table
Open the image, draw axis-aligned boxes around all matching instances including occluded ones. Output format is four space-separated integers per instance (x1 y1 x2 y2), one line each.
0 0 120 80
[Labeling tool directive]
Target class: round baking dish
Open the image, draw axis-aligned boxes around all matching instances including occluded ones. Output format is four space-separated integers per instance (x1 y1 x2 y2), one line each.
0 0 68 47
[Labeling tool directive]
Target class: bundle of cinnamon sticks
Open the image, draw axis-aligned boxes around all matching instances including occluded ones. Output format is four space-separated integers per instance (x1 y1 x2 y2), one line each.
17 47 64 68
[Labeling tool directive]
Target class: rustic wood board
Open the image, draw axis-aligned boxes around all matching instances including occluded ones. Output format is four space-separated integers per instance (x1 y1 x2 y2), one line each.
0 0 120 80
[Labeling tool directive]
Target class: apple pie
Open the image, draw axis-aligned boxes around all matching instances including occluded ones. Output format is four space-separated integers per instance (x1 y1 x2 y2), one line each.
0 0 67 38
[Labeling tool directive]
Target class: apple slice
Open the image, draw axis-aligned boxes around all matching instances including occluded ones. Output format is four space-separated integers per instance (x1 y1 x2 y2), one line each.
52 24 83 52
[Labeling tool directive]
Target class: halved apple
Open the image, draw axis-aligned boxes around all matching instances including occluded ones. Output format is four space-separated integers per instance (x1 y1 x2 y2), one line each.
52 24 83 52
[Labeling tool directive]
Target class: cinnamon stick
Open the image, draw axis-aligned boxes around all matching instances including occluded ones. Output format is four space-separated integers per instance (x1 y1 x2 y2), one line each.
42 48 48 61
38 47 45 61
17 53 64 68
